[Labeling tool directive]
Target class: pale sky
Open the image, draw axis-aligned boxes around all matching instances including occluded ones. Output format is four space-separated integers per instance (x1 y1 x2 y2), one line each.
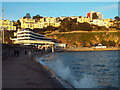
0 0 119 21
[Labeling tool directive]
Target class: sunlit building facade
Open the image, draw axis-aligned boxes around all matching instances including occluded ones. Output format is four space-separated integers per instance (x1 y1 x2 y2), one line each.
103 18 114 28
77 16 90 23
91 18 114 28
11 28 54 45
18 11 114 29
87 11 103 20
20 17 61 29
0 20 16 31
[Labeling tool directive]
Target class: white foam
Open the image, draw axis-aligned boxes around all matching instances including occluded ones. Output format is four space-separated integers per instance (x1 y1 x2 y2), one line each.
36 54 97 88
47 59 97 88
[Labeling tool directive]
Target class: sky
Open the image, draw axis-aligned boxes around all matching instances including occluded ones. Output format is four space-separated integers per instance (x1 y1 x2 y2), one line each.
1 0 120 2
0 2 119 21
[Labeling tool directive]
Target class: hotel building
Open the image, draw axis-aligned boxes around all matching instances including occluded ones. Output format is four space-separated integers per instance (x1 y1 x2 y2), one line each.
12 28 54 45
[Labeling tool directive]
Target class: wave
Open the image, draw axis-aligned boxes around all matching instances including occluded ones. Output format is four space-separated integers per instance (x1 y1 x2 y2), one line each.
36 54 97 88
47 59 97 88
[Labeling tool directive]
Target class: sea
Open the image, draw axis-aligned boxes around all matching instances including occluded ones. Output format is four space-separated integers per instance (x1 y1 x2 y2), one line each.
36 50 120 89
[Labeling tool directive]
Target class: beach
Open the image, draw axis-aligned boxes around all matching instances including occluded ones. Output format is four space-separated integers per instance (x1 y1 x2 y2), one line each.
2 46 64 88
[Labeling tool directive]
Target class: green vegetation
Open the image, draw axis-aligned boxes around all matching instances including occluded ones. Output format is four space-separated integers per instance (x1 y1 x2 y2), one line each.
92 13 99 19
58 18 93 32
23 13 31 19
33 14 43 22
47 32 120 47
4 14 120 46
33 26 58 34
13 20 21 30
112 16 120 30
20 14 120 32
4 30 14 44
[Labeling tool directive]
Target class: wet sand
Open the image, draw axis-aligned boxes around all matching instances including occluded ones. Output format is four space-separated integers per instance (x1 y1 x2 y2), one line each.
2 51 64 88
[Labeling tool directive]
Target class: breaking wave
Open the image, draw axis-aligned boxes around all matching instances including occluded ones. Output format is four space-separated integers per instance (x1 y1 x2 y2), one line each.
37 55 97 88
47 59 97 88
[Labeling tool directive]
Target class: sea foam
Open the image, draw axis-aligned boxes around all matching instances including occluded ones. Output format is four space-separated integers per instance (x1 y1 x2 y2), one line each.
38 55 97 88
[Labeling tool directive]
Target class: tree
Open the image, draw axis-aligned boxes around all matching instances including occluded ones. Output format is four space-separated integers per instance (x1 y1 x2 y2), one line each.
4 30 14 44
100 26 108 31
92 13 99 19
108 40 116 46
92 25 99 31
70 19 78 31
33 28 47 34
46 26 58 31
59 18 78 32
113 16 120 29
114 16 120 20
59 18 72 32
13 20 21 29
77 22 93 31
23 13 31 19
33 14 43 21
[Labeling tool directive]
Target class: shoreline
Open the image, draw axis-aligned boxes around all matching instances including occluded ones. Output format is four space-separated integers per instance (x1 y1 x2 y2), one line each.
32 52 65 88
2 44 119 88
62 47 120 52
34 52 76 89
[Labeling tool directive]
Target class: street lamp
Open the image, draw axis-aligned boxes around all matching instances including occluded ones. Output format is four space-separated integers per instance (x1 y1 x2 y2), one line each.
2 8 4 43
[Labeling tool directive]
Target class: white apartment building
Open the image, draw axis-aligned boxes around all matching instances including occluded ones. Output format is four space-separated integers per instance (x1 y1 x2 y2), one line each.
20 17 61 29
12 28 54 45
91 19 114 28
0 20 16 31
77 16 90 23
87 11 103 20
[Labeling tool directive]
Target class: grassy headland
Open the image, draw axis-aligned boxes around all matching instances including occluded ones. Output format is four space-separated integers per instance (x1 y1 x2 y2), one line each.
46 31 120 48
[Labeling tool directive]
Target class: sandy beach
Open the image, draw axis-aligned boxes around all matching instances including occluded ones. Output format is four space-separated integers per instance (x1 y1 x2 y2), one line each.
2 50 64 88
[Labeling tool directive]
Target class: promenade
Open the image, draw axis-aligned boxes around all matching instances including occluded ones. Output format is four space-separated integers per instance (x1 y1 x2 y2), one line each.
2 46 63 88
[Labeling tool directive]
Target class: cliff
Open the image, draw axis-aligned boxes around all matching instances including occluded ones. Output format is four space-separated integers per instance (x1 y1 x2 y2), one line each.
46 31 120 47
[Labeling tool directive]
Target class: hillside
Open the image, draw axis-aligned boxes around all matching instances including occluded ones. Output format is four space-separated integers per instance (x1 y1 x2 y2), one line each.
46 31 120 47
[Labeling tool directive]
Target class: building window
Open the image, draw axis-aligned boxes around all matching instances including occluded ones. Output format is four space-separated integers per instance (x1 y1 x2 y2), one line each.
9 22 12 26
10 27 12 30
